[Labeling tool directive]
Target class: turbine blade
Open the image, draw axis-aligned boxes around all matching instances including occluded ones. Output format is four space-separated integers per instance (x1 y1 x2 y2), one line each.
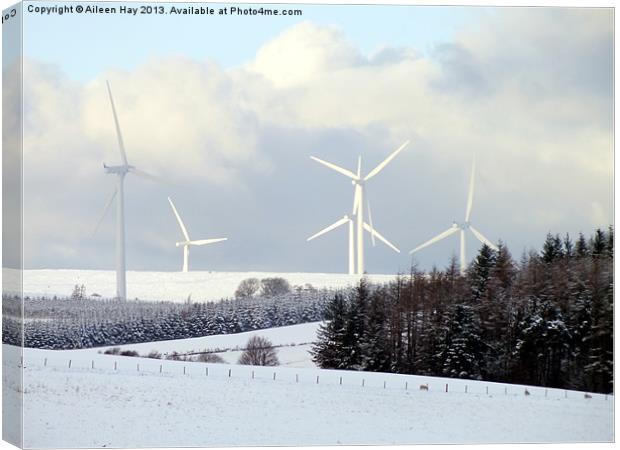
465 156 476 222
367 198 376 246
106 81 129 166
167 197 190 241
364 140 409 181
310 156 358 180
307 216 350 242
93 188 117 236
363 222 400 253
468 225 498 251
189 238 227 246
130 168 168 184
409 226 459 254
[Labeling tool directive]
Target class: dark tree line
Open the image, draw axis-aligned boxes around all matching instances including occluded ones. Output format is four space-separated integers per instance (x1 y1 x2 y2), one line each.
312 227 613 394
3 286 331 350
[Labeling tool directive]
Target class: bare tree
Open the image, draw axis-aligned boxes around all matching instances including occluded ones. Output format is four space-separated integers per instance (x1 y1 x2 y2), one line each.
70 284 86 301
260 277 291 297
238 336 279 366
235 278 261 299
196 352 225 363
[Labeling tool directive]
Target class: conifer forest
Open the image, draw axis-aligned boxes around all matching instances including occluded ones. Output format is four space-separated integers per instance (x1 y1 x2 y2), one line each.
312 228 613 394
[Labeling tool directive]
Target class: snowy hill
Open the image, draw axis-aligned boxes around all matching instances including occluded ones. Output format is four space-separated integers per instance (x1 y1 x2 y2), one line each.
4 346 614 447
3 324 614 447
18 269 396 302
78 322 321 368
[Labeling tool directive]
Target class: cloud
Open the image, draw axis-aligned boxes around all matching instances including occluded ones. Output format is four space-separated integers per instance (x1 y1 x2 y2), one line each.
19 8 613 272
247 21 364 88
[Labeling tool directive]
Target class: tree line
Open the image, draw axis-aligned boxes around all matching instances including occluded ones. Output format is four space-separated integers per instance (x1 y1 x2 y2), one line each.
312 227 613 393
3 284 330 350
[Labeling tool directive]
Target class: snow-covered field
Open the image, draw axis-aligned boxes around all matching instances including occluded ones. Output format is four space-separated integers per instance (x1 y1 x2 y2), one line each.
3 321 614 447
17 269 395 302
79 322 321 368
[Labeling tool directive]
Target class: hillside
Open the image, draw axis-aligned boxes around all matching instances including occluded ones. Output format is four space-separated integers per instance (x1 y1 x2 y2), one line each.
3 326 613 447
78 321 321 367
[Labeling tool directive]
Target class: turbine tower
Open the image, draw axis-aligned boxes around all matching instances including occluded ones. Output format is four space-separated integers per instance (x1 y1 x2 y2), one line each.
95 81 163 300
409 157 498 275
167 197 227 272
307 141 409 275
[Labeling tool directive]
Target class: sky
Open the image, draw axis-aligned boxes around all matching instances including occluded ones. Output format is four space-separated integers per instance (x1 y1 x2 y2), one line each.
5 1 614 274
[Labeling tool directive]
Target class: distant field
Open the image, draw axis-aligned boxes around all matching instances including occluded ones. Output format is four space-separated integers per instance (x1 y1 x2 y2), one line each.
78 321 321 368
17 269 396 302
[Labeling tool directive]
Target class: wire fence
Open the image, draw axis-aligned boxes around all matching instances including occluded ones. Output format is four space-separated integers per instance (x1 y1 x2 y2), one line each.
13 355 612 403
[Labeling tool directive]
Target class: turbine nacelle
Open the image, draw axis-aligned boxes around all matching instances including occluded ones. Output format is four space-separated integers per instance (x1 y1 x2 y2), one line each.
104 163 133 175
452 221 470 230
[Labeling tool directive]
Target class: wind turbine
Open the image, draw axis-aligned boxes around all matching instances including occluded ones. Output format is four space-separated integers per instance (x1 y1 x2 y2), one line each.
167 197 227 272
94 81 164 300
307 141 409 275
409 157 498 275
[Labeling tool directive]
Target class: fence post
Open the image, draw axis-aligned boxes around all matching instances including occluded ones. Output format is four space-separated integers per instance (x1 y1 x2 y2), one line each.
339 377 342 385
228 369 231 378
44 358 47 367
405 381 408 391
206 367 209 376
252 371 255 379
465 385 468 394
160 364 162 373
137 364 140 372
114 361 117 371
273 372 276 381
296 374 298 383
316 375 319 384
446 383 448 393
605 394 608 401
183 366 186 375
362 379 365 387
486 386 489 395
383 381 386 389
545 389 548 397
68 360 72 368
91 360 95 369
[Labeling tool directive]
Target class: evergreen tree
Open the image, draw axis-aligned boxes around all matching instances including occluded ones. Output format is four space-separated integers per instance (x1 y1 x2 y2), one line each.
542 233 563 263
359 291 391 372
311 293 348 369
563 233 574 259
440 304 484 379
341 278 370 369
590 228 606 258
513 298 571 387
469 244 496 301
575 232 589 258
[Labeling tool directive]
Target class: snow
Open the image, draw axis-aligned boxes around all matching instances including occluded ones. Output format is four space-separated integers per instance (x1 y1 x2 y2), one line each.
77 322 321 368
3 333 614 447
16 269 396 302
